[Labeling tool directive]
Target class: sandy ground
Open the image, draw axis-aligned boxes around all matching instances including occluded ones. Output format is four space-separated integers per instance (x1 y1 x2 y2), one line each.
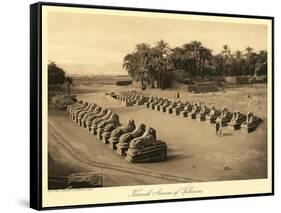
48 83 268 187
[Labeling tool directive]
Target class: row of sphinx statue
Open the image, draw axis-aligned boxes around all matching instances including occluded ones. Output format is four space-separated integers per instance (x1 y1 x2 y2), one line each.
66 100 167 163
115 91 262 133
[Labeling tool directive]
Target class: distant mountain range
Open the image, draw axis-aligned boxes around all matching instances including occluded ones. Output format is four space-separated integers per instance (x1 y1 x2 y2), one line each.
57 62 126 76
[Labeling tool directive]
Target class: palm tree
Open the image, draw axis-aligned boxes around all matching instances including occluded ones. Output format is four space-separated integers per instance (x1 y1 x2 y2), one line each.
123 52 138 79
255 50 267 76
231 50 243 76
222 44 231 56
155 40 170 55
153 40 170 89
198 47 212 77
123 43 152 84
245 47 254 75
245 46 253 58
213 54 224 76
135 43 151 77
221 45 232 76
182 41 200 76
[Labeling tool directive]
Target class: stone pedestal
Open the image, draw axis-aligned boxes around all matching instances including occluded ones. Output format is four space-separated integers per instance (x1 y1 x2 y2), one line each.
116 146 127 156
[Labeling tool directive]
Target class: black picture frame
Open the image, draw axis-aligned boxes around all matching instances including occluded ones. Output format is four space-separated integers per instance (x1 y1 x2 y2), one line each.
30 1 274 210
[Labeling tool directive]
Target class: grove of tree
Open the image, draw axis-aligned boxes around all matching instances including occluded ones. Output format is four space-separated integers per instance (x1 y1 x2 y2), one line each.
123 40 268 89
48 61 73 94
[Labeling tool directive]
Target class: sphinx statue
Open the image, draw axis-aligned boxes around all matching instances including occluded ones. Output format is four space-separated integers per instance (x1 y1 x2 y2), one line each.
196 105 211 121
131 94 141 104
159 99 171 112
129 127 157 149
150 97 162 110
80 104 97 119
126 128 168 163
180 102 193 117
154 98 165 111
96 113 120 140
90 110 112 135
124 91 133 101
117 91 126 101
116 94 121 101
144 96 154 108
172 101 185 116
166 101 178 114
77 104 96 126
68 100 84 118
116 123 146 156
228 110 247 130
135 95 148 105
108 120 136 150
205 105 221 124
241 112 262 133
121 91 137 106
81 105 102 128
215 107 233 126
72 102 88 121
188 102 201 119
86 108 107 131
67 100 83 116
124 99 134 107
101 123 118 144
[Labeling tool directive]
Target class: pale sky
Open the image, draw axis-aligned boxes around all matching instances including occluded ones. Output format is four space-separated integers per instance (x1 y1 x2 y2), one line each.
48 11 268 75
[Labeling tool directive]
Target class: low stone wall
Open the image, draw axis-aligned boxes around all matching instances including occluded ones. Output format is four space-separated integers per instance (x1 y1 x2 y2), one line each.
187 82 218 93
225 76 266 84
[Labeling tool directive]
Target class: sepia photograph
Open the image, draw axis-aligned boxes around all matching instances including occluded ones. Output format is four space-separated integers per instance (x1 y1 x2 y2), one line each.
31 2 273 208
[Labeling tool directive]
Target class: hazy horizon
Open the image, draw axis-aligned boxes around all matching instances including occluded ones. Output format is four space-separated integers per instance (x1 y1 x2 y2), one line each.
48 11 268 75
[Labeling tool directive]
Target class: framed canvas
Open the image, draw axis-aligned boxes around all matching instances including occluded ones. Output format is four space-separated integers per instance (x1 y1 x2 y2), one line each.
30 2 274 210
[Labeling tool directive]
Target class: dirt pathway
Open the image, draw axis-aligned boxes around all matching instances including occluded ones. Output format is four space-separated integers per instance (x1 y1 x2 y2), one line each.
48 92 267 187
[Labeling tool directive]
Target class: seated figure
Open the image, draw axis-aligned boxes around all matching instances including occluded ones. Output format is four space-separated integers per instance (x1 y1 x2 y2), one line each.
109 120 136 149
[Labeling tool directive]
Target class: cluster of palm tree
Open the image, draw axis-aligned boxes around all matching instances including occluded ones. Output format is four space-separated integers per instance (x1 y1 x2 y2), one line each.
123 40 171 89
214 45 268 77
123 40 267 89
